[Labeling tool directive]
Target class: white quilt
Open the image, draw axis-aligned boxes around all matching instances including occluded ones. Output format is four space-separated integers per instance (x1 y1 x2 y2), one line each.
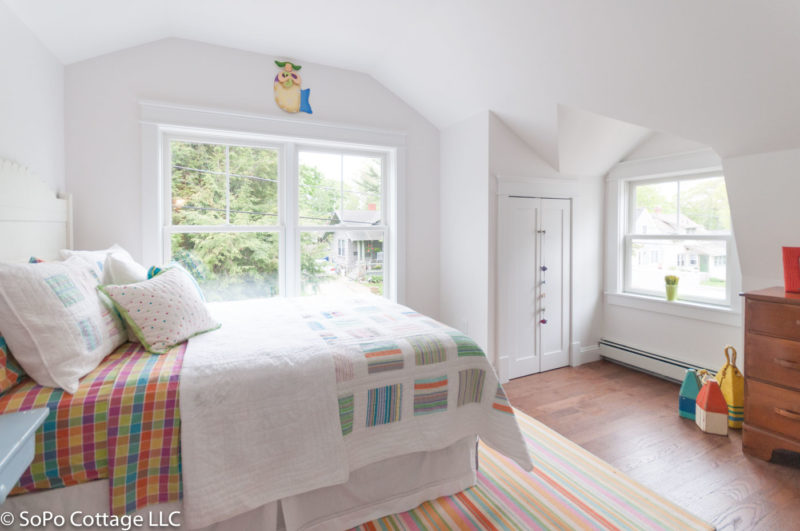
180 296 533 529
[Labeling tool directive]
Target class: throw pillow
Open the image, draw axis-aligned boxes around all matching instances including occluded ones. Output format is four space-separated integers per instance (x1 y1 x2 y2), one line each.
103 253 150 344
60 244 137 284
0 256 127 393
99 267 220 354
105 253 148 285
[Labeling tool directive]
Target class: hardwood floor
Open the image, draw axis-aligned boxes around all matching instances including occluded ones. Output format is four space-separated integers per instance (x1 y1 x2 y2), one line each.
504 360 800 530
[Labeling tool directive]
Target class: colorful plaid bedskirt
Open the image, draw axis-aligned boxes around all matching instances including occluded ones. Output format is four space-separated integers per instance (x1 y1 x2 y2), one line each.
0 342 184 515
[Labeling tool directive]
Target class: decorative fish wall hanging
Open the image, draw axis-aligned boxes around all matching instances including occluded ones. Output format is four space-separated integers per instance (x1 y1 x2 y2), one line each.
274 60 312 114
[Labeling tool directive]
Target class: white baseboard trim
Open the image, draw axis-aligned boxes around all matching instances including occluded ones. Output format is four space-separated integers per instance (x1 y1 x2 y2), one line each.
571 343 601 367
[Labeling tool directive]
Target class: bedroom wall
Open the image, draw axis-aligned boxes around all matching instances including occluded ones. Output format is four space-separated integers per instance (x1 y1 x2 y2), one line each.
623 131 708 162
0 2 64 192
602 304 743 374
64 38 441 317
439 112 491 353
724 148 800 291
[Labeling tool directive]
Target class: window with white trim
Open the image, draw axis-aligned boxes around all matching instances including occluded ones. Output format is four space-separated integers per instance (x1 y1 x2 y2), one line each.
624 174 734 305
165 131 390 301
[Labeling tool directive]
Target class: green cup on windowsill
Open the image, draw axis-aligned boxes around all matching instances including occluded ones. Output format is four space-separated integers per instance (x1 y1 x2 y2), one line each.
665 275 679 301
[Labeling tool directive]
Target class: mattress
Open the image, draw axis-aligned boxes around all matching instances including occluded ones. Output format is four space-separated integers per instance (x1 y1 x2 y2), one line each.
0 342 184 514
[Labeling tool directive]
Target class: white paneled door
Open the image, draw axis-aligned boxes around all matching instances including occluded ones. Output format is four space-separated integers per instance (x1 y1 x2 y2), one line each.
498 197 571 379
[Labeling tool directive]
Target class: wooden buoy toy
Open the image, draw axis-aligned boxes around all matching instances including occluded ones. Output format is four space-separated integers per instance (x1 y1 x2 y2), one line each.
679 369 702 420
695 378 728 436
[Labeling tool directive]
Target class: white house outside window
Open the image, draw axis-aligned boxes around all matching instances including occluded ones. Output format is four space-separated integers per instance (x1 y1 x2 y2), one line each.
297 149 386 298
624 174 734 306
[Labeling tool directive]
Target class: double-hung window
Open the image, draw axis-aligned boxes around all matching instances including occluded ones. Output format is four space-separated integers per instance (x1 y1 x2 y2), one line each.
165 132 390 301
624 174 734 306
169 139 282 300
297 149 386 297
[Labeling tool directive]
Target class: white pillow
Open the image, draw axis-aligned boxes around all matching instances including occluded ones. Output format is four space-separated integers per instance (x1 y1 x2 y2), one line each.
60 244 136 284
100 267 220 354
104 254 149 343
0 256 127 393
104 253 148 285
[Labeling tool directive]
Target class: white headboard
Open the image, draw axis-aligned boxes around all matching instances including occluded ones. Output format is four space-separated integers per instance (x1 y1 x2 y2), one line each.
0 158 73 263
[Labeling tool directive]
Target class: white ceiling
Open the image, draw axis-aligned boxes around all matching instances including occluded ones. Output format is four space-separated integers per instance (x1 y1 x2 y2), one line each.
6 0 800 173
557 105 651 177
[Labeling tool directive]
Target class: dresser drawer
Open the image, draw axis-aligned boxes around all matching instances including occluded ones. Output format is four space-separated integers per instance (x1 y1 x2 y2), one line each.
746 334 800 391
745 380 800 441
747 300 800 341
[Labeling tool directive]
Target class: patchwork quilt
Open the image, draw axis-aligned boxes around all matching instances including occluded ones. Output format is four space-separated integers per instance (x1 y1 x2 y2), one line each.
306 301 528 471
0 342 184 515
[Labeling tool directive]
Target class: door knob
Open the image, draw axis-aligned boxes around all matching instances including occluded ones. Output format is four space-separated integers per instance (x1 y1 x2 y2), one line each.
540 319 548 325
540 266 548 272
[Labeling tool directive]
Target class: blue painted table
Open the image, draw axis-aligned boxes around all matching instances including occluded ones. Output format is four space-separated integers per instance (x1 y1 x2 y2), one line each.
0 408 48 504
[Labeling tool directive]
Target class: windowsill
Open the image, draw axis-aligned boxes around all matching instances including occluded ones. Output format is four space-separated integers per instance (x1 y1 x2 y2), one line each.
605 291 742 327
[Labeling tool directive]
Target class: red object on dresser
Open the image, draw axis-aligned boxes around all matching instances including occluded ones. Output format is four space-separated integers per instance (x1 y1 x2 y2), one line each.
782 247 800 293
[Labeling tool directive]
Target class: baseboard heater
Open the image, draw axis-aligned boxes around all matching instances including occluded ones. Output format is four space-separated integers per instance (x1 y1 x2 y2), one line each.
599 339 715 383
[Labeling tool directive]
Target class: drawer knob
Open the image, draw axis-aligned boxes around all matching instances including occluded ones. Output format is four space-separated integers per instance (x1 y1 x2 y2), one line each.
774 407 800 421
774 357 800 371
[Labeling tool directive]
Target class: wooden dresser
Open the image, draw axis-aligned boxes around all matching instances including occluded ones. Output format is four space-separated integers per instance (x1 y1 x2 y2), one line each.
743 287 800 461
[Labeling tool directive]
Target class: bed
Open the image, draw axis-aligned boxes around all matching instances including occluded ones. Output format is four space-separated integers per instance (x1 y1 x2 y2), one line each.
0 159 532 530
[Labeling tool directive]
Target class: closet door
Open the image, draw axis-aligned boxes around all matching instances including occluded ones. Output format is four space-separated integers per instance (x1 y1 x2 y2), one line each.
498 197 539 379
498 196 571 379
538 199 570 372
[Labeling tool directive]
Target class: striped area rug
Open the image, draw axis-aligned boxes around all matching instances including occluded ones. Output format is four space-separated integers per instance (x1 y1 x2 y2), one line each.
355 410 713 530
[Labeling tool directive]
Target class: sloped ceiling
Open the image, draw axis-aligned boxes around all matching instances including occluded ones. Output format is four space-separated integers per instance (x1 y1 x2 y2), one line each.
557 105 651 177
6 0 800 172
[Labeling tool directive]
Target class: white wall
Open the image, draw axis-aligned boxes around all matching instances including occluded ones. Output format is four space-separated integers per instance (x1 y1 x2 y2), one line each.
64 38 440 317
569 175 604 357
623 131 708 162
0 2 64 191
602 305 743 373
724 148 800 291
439 112 490 351
557 105 651 178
